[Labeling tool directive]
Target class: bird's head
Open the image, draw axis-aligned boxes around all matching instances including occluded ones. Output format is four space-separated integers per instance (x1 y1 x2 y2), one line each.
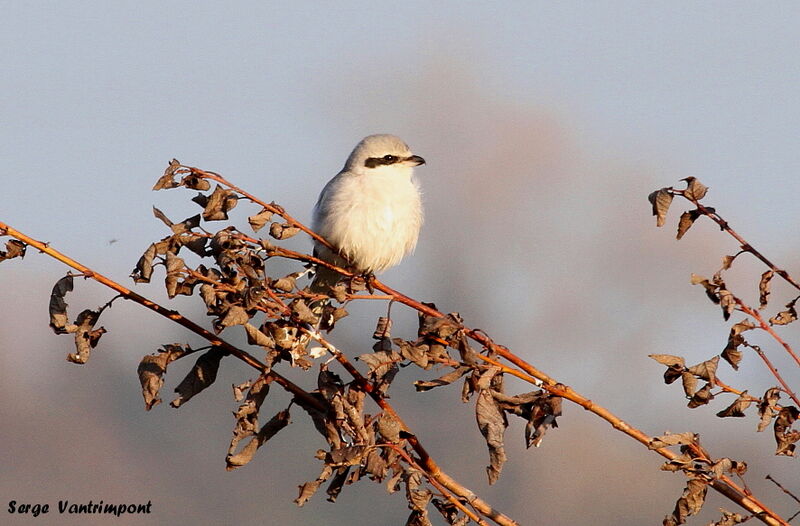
344 134 425 177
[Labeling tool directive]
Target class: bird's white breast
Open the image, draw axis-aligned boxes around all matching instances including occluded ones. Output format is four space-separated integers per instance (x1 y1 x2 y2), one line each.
313 165 423 273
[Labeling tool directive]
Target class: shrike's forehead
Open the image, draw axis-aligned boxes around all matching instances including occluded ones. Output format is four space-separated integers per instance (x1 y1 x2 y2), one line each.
354 134 412 157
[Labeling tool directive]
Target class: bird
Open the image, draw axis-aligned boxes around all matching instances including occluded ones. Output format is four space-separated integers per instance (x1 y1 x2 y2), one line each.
310 134 425 293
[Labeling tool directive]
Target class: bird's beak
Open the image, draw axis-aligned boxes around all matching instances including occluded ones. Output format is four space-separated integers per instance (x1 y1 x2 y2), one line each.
406 155 426 166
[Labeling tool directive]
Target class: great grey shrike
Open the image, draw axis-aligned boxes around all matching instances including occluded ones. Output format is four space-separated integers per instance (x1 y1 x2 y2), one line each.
310 134 425 291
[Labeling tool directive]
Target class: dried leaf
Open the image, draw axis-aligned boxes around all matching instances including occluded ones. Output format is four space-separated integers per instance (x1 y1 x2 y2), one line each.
690 274 721 304
66 308 106 364
687 356 718 386
137 344 188 410
48 275 74 334
248 208 273 232
663 478 708 526
152 159 182 190
718 289 735 321
758 270 774 309
201 185 238 221
769 298 798 326
648 187 674 227
414 366 471 392
687 383 714 408
131 243 158 283
269 222 301 240
226 409 291 470
682 176 708 201
774 406 800 456
708 509 747 526
649 354 686 367
475 368 507 484
649 432 697 449
243 323 275 349
676 210 701 240
171 348 227 407
757 387 781 432
681 372 697 398
295 465 334 506
716 391 752 418
0 239 26 263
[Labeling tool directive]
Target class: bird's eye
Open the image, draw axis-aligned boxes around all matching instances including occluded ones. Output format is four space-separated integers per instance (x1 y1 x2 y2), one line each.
383 155 396 162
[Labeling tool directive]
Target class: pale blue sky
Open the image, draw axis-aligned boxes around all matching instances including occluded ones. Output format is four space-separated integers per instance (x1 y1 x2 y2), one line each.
2 3 799 525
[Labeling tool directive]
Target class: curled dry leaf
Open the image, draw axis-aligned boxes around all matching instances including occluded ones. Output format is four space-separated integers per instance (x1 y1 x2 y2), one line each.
758 270 774 309
769 297 798 326
48 275 74 334
414 366 471 392
152 159 182 190
171 348 227 408
648 187 673 227
687 356 718 386
474 367 507 484
649 432 697 449
676 210 701 240
137 344 188 410
248 208 273 232
687 383 714 408
773 406 800 456
757 387 781 432
716 391 752 418
663 478 708 526
226 409 291 470
198 185 238 221
269 222 301 240
682 176 709 201
66 308 106 364
0 239 26 263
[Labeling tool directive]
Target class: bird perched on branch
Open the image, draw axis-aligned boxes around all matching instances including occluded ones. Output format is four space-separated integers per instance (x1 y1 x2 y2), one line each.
310 134 425 292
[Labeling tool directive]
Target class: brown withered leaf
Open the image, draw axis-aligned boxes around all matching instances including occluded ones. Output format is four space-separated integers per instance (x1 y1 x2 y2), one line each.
394 339 430 369
720 254 736 270
663 478 708 526
431 498 463 526
295 464 334 507
681 372 697 398
687 356 718 386
418 312 462 341
682 176 709 201
758 270 774 309
377 411 402 443
721 321 754 370
524 391 562 448
405 468 433 517
216 305 249 332
131 243 157 283
199 185 238 221
0 239 26 262
48 275 74 334
774 406 800 456
373 316 392 340
676 210 701 240
718 288 735 321
649 354 686 367
716 391 752 418
687 383 714 408
164 252 186 298
690 274 721 304
648 187 673 227
137 344 188 410
414 366 471 392
66 309 106 364
226 409 291 470
710 458 747 478
326 466 351 503
247 208 273 232
152 159 182 190
290 299 317 325
757 387 781 432
273 274 296 292
180 173 211 191
357 350 401 392
649 432 697 449
475 368 507 484
708 509 746 526
243 323 275 349
769 298 798 326
269 222 301 240
171 348 227 407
